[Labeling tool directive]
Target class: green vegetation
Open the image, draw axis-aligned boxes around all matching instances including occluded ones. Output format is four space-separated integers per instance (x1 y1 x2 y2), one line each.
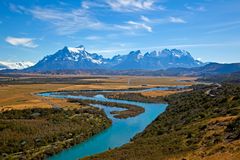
83 84 240 160
58 86 184 103
68 99 145 119
104 92 166 103
0 107 111 159
199 72 240 83
59 90 167 103
225 117 240 141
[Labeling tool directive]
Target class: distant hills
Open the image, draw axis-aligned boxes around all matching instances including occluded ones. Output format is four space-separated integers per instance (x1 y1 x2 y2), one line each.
0 61 34 70
199 69 240 83
161 62 240 76
26 45 203 71
23 62 240 77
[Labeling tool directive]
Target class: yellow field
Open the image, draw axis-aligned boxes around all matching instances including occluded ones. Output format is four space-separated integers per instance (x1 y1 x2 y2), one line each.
141 89 192 97
0 76 195 111
0 84 73 111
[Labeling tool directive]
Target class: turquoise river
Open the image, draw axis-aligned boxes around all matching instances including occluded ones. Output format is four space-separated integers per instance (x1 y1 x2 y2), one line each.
38 87 174 160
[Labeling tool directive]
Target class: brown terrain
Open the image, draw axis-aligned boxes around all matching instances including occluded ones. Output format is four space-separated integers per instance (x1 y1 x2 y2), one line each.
0 74 194 112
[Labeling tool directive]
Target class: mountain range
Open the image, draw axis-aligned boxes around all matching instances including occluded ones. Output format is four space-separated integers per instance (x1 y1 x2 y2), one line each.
26 45 204 71
2 45 240 77
0 61 34 70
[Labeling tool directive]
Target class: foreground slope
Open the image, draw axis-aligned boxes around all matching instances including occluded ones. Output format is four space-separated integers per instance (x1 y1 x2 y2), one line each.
83 84 240 160
0 107 111 159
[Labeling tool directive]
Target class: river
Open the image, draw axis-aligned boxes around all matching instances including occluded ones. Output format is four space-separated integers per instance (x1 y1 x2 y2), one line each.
38 87 173 160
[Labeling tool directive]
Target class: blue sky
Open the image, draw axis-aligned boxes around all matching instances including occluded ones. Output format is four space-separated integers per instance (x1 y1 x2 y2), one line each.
0 0 240 63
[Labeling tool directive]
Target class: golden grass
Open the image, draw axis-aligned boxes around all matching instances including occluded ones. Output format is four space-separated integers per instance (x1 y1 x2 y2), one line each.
0 76 195 111
141 89 192 97
166 115 240 160
0 84 74 111
62 76 195 90
167 151 240 160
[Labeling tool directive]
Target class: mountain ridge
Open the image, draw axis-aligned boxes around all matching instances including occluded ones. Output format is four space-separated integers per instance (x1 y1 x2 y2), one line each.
26 45 204 71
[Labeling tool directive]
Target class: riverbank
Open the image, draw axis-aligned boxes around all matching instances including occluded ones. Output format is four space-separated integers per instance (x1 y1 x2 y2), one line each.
68 99 145 119
42 90 167 160
82 84 240 160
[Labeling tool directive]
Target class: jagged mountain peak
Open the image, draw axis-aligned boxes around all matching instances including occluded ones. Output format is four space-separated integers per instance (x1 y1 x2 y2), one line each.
150 50 158 55
26 46 204 71
158 48 192 58
67 45 85 53
128 50 143 60
171 49 190 56
144 50 159 57
129 50 141 54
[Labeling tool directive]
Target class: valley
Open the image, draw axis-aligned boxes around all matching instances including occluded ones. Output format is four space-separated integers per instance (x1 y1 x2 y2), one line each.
0 75 193 159
0 71 240 160
1 1 240 159
1 70 240 160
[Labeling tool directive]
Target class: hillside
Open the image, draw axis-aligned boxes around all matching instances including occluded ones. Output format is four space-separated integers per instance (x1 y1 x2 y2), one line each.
199 71 240 83
83 84 240 160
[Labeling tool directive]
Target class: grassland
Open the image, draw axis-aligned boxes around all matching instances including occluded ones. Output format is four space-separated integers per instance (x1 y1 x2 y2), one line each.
82 84 240 160
0 74 194 112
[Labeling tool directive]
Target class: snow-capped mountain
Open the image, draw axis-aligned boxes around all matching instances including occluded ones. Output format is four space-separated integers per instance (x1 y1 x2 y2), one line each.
27 45 108 71
0 63 7 70
26 45 204 71
140 49 202 70
0 61 34 70
112 49 202 70
112 50 144 70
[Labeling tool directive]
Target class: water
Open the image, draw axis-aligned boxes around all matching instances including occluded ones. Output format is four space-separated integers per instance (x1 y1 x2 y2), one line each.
38 88 168 160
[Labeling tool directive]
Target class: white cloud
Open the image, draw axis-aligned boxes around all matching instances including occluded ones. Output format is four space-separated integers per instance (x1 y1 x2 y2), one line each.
29 7 106 35
81 1 107 9
185 4 206 12
10 5 106 35
10 3 174 36
115 15 186 33
85 36 102 40
106 0 156 12
116 21 152 32
5 37 38 48
140 15 187 25
9 3 26 14
140 15 150 22
128 21 152 32
169 17 186 24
